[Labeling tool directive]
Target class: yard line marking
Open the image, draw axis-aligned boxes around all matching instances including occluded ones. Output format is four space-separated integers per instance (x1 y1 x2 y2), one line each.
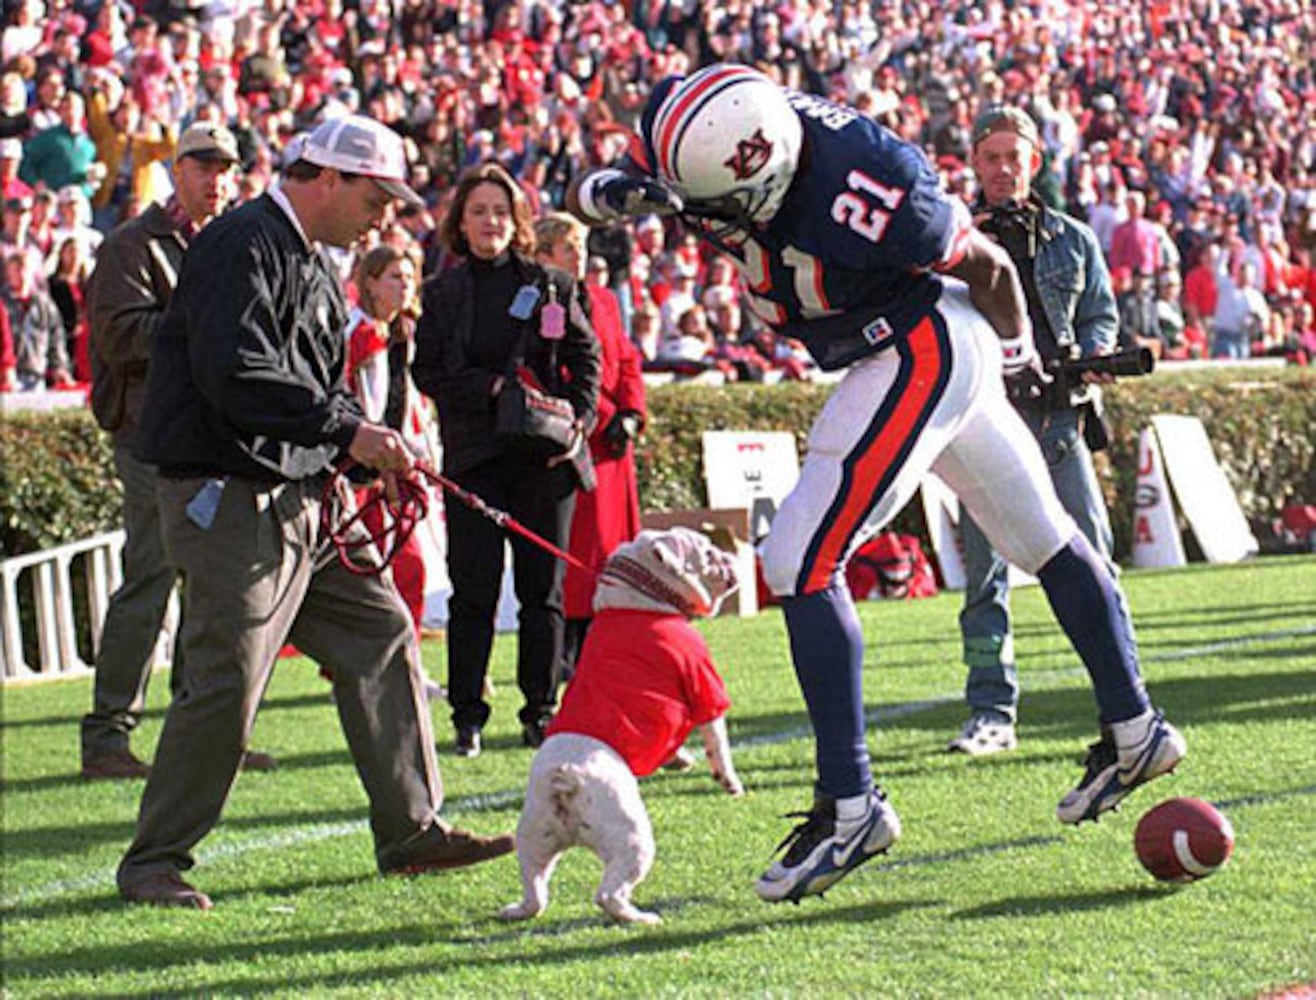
4 627 1309 911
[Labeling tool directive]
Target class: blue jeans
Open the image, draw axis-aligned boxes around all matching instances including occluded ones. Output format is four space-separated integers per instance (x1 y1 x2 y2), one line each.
958 406 1118 722
1211 329 1249 360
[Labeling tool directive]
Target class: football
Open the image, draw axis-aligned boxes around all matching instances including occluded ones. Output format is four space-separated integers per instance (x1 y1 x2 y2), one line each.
1134 797 1235 883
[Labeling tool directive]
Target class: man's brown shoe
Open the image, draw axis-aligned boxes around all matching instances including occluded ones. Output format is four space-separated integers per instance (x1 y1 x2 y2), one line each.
120 872 213 910
80 748 151 781
384 828 515 876
240 750 278 771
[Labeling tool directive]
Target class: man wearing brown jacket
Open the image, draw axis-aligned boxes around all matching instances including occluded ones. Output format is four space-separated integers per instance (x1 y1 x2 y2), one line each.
80 122 275 779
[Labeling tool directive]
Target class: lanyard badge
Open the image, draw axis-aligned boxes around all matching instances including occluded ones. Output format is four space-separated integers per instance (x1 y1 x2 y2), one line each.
540 283 565 340
509 284 540 320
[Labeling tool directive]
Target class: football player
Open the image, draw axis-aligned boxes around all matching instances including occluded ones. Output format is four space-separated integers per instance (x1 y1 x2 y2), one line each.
569 64 1185 904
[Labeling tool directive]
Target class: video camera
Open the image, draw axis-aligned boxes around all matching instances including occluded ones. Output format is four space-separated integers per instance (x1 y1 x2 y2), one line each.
1056 346 1156 382
1007 346 1155 452
1008 346 1155 407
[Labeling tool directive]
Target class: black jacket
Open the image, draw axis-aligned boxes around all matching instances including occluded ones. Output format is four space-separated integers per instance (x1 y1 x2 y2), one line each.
135 195 362 481
412 251 601 489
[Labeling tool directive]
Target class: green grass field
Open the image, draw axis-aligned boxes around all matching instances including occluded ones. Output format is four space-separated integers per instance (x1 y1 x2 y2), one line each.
2 557 1314 998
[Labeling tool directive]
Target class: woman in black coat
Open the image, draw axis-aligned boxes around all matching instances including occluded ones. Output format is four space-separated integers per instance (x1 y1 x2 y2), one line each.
412 162 600 758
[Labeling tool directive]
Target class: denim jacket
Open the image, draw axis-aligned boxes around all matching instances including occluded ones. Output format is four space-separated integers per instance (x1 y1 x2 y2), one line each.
1031 207 1119 358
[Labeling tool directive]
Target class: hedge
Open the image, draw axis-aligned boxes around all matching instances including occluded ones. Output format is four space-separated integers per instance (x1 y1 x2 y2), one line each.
634 365 1316 561
2 365 1313 563
1 412 120 558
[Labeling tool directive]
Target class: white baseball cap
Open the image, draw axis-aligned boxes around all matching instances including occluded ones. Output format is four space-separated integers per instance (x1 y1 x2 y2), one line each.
292 114 423 208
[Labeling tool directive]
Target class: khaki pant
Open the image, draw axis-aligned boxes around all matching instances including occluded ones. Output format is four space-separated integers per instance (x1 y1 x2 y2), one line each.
119 474 446 884
82 445 183 758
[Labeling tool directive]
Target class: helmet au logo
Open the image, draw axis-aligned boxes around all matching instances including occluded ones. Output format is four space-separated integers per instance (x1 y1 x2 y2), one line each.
723 128 774 181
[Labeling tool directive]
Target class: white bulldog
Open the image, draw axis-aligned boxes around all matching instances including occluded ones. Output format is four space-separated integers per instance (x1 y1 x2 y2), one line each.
499 527 745 925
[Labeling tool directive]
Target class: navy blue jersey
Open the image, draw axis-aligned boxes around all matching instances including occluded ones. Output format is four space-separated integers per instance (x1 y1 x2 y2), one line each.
640 85 971 366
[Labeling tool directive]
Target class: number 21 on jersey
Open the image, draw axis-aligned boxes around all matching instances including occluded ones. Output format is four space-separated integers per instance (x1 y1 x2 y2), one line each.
832 170 905 244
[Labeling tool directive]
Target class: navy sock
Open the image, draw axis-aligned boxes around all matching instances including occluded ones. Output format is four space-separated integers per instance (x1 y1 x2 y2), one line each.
1038 533 1148 722
780 585 872 799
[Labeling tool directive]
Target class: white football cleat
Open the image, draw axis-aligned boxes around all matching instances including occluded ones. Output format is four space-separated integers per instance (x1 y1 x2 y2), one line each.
947 715 1018 756
755 788 901 903
1057 709 1186 824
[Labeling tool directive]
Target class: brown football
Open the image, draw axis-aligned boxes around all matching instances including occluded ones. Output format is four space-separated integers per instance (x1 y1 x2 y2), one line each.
1134 797 1235 882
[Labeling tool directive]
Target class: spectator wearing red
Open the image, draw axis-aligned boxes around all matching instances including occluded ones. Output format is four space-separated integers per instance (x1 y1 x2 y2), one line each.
0 297 13 390
1183 241 1222 345
343 243 433 637
0 138 31 203
1108 190 1162 278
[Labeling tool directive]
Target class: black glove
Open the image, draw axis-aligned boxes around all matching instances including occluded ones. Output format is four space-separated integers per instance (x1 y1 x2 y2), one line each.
1000 333 1054 403
603 176 684 217
601 410 642 457
1004 362 1055 403
582 169 684 221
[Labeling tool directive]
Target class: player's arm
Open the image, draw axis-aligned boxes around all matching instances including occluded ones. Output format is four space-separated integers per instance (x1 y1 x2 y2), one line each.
940 226 1032 346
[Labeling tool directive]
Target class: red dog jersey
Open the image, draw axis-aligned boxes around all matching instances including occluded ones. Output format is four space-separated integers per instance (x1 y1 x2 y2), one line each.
547 608 731 776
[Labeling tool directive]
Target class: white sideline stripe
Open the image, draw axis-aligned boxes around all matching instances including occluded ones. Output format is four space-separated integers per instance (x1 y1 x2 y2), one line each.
5 626 1309 911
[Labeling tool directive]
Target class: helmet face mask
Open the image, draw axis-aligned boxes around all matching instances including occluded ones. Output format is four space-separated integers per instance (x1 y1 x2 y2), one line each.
648 64 802 230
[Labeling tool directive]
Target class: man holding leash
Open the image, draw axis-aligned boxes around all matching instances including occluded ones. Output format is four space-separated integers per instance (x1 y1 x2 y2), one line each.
118 114 513 910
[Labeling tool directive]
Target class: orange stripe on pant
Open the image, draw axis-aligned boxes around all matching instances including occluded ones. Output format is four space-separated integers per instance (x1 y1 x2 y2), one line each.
799 318 947 594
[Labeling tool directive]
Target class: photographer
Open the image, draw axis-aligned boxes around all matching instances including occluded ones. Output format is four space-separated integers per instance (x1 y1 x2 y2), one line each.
949 106 1127 757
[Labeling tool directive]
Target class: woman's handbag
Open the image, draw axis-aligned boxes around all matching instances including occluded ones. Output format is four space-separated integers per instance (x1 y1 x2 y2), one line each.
495 364 577 460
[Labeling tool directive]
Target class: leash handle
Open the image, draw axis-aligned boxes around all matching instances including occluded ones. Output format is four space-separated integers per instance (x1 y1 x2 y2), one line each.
320 467 427 577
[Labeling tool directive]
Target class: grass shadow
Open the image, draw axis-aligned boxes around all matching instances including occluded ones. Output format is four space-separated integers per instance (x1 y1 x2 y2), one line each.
951 884 1169 920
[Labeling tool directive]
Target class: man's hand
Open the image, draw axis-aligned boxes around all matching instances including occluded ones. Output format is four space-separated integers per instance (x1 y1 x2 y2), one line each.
348 423 415 474
574 168 684 222
712 766 745 797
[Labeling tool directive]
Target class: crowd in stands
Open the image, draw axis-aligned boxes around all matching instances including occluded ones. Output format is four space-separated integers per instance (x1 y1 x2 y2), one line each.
2 0 1315 393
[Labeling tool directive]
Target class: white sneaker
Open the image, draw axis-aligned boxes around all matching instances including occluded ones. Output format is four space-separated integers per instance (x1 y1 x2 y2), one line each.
947 715 1018 756
1057 709 1186 824
755 788 901 903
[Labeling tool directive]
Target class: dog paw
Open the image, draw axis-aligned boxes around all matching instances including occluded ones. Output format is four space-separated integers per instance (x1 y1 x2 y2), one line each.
498 901 539 921
714 771 745 797
599 897 662 925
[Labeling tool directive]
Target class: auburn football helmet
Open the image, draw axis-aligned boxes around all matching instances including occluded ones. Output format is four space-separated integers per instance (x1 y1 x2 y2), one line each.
646 64 802 227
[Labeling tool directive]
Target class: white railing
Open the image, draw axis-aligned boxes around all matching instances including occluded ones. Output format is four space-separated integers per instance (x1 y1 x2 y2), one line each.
0 531 176 681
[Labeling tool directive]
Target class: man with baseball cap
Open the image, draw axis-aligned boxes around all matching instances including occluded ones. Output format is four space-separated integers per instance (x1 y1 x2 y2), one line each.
83 119 263 781
290 113 425 209
117 112 511 909
948 104 1126 758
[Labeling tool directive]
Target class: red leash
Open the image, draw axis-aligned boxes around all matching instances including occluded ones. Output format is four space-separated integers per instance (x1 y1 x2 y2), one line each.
322 462 593 576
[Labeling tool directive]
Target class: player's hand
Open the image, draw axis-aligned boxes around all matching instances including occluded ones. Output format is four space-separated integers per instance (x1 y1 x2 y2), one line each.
586 169 684 219
1000 334 1052 402
603 175 683 218
348 423 415 474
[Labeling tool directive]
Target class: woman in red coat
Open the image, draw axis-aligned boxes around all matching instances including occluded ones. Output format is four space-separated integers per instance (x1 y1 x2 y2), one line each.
534 213 646 671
